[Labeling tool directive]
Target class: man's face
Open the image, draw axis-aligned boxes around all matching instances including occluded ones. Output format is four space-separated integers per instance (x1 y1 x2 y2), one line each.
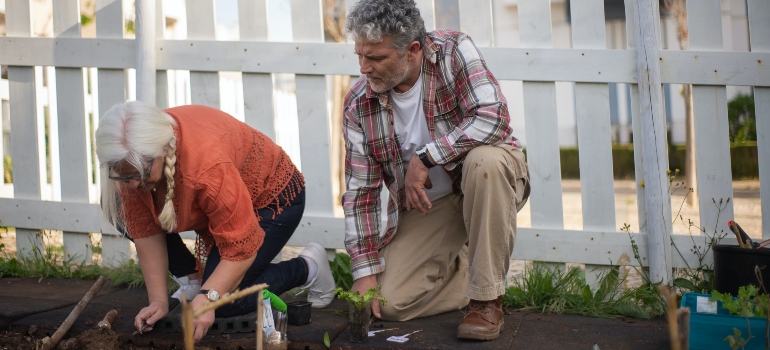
355 36 413 93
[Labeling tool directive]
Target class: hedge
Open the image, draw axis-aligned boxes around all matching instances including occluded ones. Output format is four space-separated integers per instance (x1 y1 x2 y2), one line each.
525 142 759 180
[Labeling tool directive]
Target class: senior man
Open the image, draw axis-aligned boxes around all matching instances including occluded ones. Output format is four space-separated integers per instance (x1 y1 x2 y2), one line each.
342 0 530 341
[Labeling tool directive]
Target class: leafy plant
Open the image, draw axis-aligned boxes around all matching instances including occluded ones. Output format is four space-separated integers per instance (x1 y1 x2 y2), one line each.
711 285 769 318
503 263 665 319
329 252 353 291
334 286 386 310
710 285 770 350
323 331 330 348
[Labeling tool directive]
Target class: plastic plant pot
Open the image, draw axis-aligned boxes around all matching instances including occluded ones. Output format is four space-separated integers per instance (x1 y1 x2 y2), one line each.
287 301 312 326
349 301 371 343
713 244 770 296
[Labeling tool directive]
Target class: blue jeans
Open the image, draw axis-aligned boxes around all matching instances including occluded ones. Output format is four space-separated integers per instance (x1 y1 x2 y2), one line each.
167 185 309 318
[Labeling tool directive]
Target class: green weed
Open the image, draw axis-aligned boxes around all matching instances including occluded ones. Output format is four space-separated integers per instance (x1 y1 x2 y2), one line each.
503 263 665 319
329 252 353 291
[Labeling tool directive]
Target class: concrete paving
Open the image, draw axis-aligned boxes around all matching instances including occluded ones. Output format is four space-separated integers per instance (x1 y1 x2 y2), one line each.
0 277 670 349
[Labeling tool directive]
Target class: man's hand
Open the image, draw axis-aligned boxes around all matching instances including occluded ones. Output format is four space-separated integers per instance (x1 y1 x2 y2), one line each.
191 295 215 343
405 153 433 214
134 299 169 333
351 275 382 319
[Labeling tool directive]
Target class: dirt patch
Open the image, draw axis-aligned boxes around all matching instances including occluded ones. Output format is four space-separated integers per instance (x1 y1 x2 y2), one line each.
60 328 124 350
0 330 37 350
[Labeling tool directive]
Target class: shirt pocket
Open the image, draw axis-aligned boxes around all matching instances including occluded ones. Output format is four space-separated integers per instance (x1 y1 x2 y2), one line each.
434 84 459 116
366 137 393 163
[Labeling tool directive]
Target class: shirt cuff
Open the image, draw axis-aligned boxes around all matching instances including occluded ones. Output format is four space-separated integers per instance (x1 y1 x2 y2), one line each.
425 142 444 166
350 251 385 280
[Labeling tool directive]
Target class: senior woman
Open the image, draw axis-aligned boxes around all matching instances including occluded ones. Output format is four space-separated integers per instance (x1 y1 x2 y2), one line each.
95 101 334 342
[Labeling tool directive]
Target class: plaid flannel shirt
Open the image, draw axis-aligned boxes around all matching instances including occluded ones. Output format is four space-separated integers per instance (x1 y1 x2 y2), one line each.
342 30 520 280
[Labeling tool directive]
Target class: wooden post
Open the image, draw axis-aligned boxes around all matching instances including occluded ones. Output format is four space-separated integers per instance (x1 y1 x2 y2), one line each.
135 0 156 104
747 0 770 240
633 0 673 284
256 289 264 350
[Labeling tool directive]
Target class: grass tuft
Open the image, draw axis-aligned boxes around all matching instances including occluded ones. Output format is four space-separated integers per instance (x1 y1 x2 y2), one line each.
503 263 666 319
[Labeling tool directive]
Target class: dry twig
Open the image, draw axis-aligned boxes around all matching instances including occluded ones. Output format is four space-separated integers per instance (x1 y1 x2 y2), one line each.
40 276 107 350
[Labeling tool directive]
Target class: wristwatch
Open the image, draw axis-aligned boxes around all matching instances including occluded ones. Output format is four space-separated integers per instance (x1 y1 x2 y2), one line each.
416 146 435 169
199 289 220 302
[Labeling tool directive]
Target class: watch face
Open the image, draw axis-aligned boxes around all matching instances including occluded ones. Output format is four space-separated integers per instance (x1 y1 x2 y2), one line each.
207 290 220 301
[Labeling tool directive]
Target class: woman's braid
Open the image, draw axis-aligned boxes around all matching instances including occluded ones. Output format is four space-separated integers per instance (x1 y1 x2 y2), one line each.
158 137 177 231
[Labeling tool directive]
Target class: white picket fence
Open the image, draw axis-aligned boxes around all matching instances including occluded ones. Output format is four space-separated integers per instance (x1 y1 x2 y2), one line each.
0 0 768 286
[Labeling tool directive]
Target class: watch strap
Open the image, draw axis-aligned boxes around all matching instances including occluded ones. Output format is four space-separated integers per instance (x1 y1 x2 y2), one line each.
418 148 435 169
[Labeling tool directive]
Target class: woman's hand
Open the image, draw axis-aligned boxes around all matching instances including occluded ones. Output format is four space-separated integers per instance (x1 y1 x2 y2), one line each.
191 294 216 342
134 299 169 333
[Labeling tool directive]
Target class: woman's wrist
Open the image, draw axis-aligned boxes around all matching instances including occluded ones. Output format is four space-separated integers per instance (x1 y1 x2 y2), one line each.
149 299 169 307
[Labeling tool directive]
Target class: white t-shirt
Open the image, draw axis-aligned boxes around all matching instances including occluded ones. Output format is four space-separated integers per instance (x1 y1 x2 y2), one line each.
390 73 453 202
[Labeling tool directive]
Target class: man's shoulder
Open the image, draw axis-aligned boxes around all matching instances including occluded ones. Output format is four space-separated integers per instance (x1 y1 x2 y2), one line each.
427 30 470 50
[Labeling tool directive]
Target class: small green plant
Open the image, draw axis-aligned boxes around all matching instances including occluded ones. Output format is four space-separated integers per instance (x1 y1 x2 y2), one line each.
709 285 770 350
334 286 387 310
711 285 768 318
329 252 353 291
323 331 330 348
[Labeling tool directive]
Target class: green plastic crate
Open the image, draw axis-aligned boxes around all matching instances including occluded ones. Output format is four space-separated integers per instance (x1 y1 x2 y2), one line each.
681 292 768 350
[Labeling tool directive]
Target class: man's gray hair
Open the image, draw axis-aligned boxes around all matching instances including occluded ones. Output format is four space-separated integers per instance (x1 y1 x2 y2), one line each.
345 0 426 54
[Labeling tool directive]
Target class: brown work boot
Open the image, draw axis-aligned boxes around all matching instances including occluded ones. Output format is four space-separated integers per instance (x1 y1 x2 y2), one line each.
457 296 505 340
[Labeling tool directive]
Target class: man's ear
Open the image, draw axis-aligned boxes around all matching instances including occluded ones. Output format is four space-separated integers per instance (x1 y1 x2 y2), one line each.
408 40 421 59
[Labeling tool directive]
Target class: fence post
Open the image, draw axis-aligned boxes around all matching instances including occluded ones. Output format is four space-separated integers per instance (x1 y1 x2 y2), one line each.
748 0 770 240
136 0 157 104
633 0 673 284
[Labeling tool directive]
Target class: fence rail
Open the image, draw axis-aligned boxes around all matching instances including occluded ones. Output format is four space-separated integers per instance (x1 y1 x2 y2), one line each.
0 0 766 282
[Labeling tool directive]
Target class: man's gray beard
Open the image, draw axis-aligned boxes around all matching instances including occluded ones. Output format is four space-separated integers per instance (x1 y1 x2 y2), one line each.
368 59 413 94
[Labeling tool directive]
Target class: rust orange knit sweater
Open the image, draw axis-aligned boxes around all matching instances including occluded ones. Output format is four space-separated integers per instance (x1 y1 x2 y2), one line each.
119 105 304 263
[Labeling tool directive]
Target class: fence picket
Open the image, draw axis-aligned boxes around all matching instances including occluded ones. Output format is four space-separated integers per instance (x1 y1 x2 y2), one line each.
288 0 337 260
155 1 169 108
53 0 93 263
95 0 131 267
414 0 435 31
518 0 564 232
186 0 220 108
572 0 616 290
7 0 44 258
689 1 735 237
624 0 647 236
239 0 276 140
458 0 492 47
748 0 770 240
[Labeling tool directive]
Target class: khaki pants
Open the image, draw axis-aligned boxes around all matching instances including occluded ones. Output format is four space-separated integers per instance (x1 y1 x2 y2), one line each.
378 145 529 321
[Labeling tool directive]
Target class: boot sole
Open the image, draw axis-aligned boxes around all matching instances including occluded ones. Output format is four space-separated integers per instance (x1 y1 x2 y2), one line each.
457 319 504 340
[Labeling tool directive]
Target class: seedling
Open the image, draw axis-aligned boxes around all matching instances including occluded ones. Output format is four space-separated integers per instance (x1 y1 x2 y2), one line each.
334 287 387 343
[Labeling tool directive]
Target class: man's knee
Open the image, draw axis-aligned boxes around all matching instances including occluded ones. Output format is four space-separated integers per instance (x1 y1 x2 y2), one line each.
463 145 510 182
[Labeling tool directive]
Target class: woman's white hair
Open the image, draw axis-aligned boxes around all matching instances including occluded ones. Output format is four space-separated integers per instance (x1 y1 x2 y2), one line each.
95 100 178 234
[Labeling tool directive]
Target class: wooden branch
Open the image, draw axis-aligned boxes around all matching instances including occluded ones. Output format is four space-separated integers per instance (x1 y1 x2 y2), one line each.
659 285 681 350
193 283 268 317
181 284 268 350
40 276 107 350
182 297 195 350
256 289 264 350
